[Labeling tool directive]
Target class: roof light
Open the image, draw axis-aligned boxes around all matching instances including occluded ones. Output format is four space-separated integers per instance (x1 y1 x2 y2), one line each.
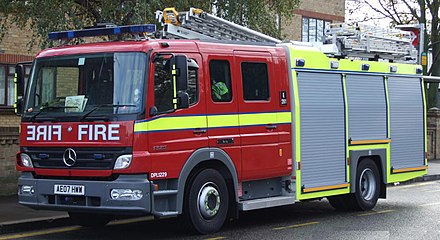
48 24 156 40
362 64 370 71
390 66 398 73
330 61 339 69
296 59 305 67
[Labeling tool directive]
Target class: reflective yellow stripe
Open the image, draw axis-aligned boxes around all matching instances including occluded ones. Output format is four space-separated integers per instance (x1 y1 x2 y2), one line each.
392 165 428 174
134 121 148 132
135 112 292 133
134 115 207 132
239 112 277 126
207 114 239 128
277 111 292 123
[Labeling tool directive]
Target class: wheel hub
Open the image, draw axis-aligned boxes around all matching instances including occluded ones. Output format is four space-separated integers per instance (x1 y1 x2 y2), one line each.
359 168 376 201
198 183 221 219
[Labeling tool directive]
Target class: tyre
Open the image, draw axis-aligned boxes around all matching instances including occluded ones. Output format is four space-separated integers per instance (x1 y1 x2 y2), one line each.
348 159 381 210
68 212 112 227
184 168 229 234
327 195 348 210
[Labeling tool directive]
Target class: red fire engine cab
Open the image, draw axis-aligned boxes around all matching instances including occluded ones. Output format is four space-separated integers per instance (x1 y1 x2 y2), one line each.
14 8 430 234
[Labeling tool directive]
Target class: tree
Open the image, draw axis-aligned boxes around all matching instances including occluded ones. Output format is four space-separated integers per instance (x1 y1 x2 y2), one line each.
0 0 299 50
347 0 440 108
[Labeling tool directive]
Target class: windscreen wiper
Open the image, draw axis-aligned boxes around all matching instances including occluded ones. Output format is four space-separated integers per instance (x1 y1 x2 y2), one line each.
29 106 78 121
79 104 136 121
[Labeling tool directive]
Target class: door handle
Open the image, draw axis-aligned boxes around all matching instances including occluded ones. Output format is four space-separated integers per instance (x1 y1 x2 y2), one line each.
193 128 207 134
266 124 277 130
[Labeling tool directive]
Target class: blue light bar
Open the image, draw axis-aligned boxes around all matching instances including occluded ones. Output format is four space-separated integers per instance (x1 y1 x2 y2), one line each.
48 24 156 40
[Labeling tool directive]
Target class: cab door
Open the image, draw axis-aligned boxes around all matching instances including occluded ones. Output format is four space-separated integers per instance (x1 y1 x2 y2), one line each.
206 55 241 177
234 51 282 180
146 53 208 179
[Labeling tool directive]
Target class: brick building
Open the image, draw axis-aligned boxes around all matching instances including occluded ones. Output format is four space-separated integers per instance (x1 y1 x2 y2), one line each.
283 0 345 41
0 21 37 195
0 1 345 195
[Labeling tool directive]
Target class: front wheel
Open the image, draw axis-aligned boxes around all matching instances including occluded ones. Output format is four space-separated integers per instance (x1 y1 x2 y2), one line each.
184 168 229 234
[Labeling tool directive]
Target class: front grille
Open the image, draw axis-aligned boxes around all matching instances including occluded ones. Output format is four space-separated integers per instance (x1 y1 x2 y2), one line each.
33 174 119 181
23 147 132 170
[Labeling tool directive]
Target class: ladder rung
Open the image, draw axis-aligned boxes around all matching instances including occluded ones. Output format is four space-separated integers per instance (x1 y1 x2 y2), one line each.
157 7 281 43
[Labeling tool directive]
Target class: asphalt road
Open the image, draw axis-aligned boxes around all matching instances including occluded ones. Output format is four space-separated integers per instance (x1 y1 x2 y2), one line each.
2 181 440 240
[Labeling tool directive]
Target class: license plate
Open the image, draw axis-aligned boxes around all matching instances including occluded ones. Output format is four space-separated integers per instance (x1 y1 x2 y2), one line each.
54 184 85 195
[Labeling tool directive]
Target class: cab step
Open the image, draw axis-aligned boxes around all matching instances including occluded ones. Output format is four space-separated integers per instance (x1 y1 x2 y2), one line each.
239 196 296 211
153 190 178 196
153 211 179 217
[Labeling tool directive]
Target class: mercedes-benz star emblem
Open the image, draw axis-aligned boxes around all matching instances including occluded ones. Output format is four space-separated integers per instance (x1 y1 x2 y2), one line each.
63 148 77 167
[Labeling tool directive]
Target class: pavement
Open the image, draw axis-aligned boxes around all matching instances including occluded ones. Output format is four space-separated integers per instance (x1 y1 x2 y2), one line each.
1 160 440 234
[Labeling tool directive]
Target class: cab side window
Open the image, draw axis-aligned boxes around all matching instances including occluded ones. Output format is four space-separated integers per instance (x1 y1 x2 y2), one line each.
210 60 232 102
241 62 270 101
154 56 199 113
153 56 173 113
187 62 199 105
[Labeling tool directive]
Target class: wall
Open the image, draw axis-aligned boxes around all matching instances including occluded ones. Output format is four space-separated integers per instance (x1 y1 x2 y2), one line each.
0 22 36 196
0 112 20 195
0 20 39 56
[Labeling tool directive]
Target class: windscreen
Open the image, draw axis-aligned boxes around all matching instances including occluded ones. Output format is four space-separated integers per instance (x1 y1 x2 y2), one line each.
24 52 147 120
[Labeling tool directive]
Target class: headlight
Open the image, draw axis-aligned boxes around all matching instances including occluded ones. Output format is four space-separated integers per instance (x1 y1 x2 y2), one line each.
114 154 132 170
20 153 34 168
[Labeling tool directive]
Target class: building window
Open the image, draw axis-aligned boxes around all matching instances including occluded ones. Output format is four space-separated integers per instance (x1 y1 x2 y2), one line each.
302 17 331 42
0 64 31 107
0 66 5 105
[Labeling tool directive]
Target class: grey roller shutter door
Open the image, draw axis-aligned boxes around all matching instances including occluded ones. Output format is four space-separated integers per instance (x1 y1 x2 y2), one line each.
388 76 424 169
346 75 387 141
297 72 346 188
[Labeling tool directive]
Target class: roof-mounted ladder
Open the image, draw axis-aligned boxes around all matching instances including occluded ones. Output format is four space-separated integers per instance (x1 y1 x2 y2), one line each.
155 7 281 44
324 23 418 62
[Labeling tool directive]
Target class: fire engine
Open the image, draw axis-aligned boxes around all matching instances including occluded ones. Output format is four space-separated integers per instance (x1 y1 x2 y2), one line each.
14 7 435 234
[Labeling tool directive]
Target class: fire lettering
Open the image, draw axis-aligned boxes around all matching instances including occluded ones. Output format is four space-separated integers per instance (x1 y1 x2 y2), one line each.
26 125 62 141
78 124 120 141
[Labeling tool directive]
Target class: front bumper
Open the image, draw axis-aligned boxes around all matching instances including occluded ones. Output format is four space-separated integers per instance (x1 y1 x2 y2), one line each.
18 172 151 215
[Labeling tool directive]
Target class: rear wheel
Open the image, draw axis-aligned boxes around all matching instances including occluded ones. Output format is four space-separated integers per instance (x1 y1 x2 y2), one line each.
327 195 348 210
184 168 229 234
349 159 380 210
68 212 112 227
328 159 380 211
